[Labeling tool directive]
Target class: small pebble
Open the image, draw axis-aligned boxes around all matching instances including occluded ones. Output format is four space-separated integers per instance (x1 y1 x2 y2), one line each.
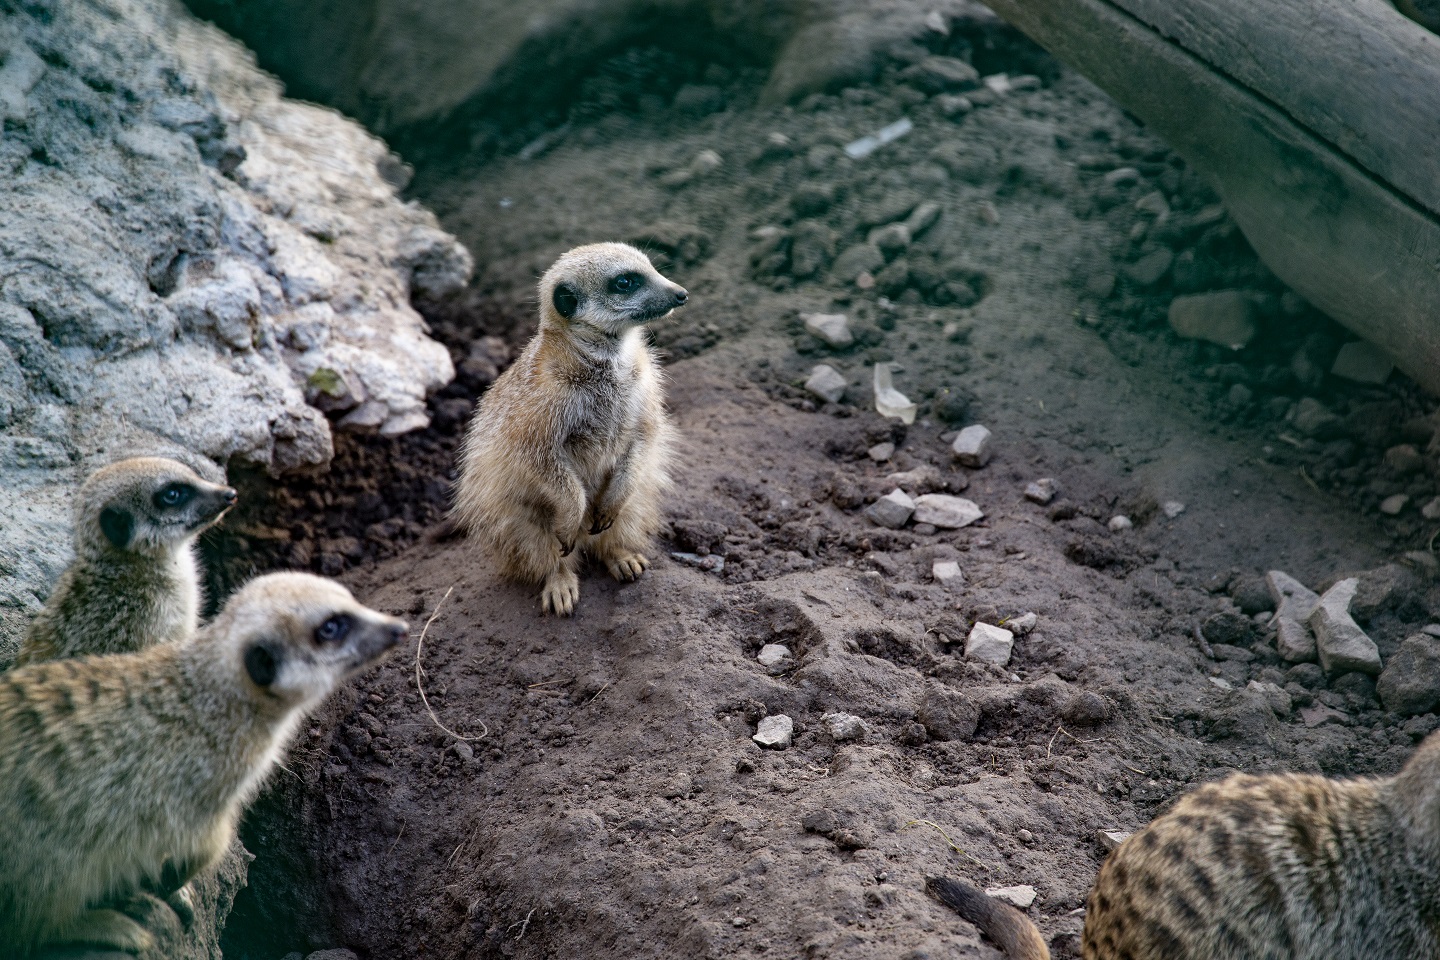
1016 829 1035 844
914 494 984 529
985 885 1036 909
868 441 896 462
1024 478 1058 505
951 424 993 467
671 552 725 573
865 488 916 529
803 312 853 347
1209 676 1233 690
965 622 1015 666
1381 493 1410 516
1007 612 1038 635
932 560 964 587
753 714 794 750
821 712 868 742
1422 497 1440 521
1108 515 1133 532
757 643 791 667
1162 501 1186 519
1097 830 1132 852
805 364 847 404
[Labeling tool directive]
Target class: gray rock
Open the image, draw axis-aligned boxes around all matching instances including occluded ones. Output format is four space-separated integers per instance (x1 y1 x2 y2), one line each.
757 643 792 668
1307 578 1382 675
753 714 794 750
1168 290 1256 349
805 364 847 404
931 560 964 587
1289 398 1341 437
831 244 885 284
1108 515 1133 532
865 488 915 529
1008 612 1038 636
965 622 1014 666
1247 680 1293 718
802 312 853 347
1274 616 1317 663
1121 248 1173 287
1381 493 1410 515
935 94 973 117
886 463 946 493
1384 444 1424 475
951 424 993 466
867 223 912 258
1266 570 1321 622
1422 496 1440 520
821 712 868 742
917 682 979 740
1024 478 1058 504
867 442 895 462
898 55 981 93
1377 634 1440 716
913 494 983 529
1162 501 1187 519
904 201 943 238
985 885 1037 909
1331 341 1394 384
1097 830 1132 852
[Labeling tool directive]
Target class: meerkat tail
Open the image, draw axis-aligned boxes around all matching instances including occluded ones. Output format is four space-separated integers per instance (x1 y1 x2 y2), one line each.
927 876 1051 960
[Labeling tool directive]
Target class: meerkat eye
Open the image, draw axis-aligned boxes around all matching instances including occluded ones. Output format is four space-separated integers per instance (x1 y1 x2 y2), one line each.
315 614 352 646
609 273 644 295
153 483 194 509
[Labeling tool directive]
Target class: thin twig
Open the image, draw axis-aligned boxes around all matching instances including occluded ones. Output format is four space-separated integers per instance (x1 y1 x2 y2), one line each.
509 908 536 940
904 819 988 869
584 681 612 705
414 586 489 742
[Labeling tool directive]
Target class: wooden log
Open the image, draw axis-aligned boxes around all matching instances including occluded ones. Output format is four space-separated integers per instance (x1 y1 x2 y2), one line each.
985 0 1440 392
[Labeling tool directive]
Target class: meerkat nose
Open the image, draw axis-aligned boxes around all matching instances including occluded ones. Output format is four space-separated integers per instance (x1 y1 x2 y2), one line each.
672 288 689 307
386 622 409 646
221 488 238 505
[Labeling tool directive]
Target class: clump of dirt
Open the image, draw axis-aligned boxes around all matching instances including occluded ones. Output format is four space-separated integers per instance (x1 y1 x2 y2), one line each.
216 12 1440 960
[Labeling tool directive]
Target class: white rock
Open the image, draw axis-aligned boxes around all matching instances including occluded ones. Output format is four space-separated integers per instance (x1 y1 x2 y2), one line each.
669 552 725 574
1308 578 1382 675
914 494 984 529
821 712 868 742
805 364 847 403
1168 290 1256 349
1331 341 1394 385
985 885 1036 909
1423 497 1440 521
757 643 792 667
865 488 915 529
843 117 913 159
1275 616 1317 663
1008 612 1038 636
868 441 895 462
932 560 964 587
803 312 853 347
1162 501 1186 519
1097 830 1132 852
886 464 944 492
965 622 1015 666
1266 570 1320 622
753 715 794 750
873 363 918 424
1108 515 1133 532
1381 493 1410 515
1024 478 1058 504
951 424 992 467
1209 676 1233 690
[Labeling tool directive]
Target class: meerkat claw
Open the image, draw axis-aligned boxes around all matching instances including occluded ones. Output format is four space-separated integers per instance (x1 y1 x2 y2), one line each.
557 535 576 558
588 514 615 536
541 569 580 615
606 553 650 582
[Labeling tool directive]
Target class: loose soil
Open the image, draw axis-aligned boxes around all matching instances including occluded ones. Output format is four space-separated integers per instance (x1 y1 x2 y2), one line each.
217 16 1440 960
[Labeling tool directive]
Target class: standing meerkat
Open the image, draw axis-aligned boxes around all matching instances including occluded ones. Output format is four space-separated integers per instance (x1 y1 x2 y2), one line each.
0 571 407 955
930 730 1440 960
13 456 237 666
454 242 685 615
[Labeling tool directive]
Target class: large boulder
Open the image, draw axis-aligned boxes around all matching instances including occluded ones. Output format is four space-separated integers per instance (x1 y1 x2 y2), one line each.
0 0 469 659
185 0 1001 133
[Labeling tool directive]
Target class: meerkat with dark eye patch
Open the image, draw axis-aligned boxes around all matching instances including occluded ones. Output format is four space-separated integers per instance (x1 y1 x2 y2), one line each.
13 456 237 666
454 242 685 615
929 728 1440 960
0 571 407 955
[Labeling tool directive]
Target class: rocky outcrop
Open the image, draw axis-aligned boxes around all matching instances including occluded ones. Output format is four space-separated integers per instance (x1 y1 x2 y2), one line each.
185 0 997 135
0 0 470 657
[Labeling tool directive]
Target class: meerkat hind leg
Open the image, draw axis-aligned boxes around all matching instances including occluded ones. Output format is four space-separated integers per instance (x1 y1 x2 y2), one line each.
50 907 156 953
605 552 650 582
541 564 580 616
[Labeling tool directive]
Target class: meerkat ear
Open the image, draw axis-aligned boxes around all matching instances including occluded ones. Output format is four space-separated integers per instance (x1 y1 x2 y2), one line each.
99 507 134 549
244 642 280 688
553 283 580 319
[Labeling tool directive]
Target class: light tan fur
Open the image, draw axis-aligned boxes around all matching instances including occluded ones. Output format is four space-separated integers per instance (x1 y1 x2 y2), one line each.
454 242 685 615
0 572 406 955
14 457 236 666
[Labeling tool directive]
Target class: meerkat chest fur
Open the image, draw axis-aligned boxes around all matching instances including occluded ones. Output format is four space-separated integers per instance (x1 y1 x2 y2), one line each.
545 328 657 484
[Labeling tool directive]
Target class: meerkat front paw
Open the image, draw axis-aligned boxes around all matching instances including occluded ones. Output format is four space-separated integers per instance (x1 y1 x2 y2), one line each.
166 884 196 929
541 568 580 616
556 533 577 557
606 553 650 582
587 511 615 536
52 907 156 953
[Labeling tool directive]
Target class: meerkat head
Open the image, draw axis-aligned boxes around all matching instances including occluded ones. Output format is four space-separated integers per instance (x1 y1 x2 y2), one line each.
539 242 689 341
76 456 238 557
213 572 408 712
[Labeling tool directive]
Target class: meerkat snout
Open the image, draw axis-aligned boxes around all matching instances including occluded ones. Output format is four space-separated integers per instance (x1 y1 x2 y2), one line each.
87 457 238 555
545 242 690 337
